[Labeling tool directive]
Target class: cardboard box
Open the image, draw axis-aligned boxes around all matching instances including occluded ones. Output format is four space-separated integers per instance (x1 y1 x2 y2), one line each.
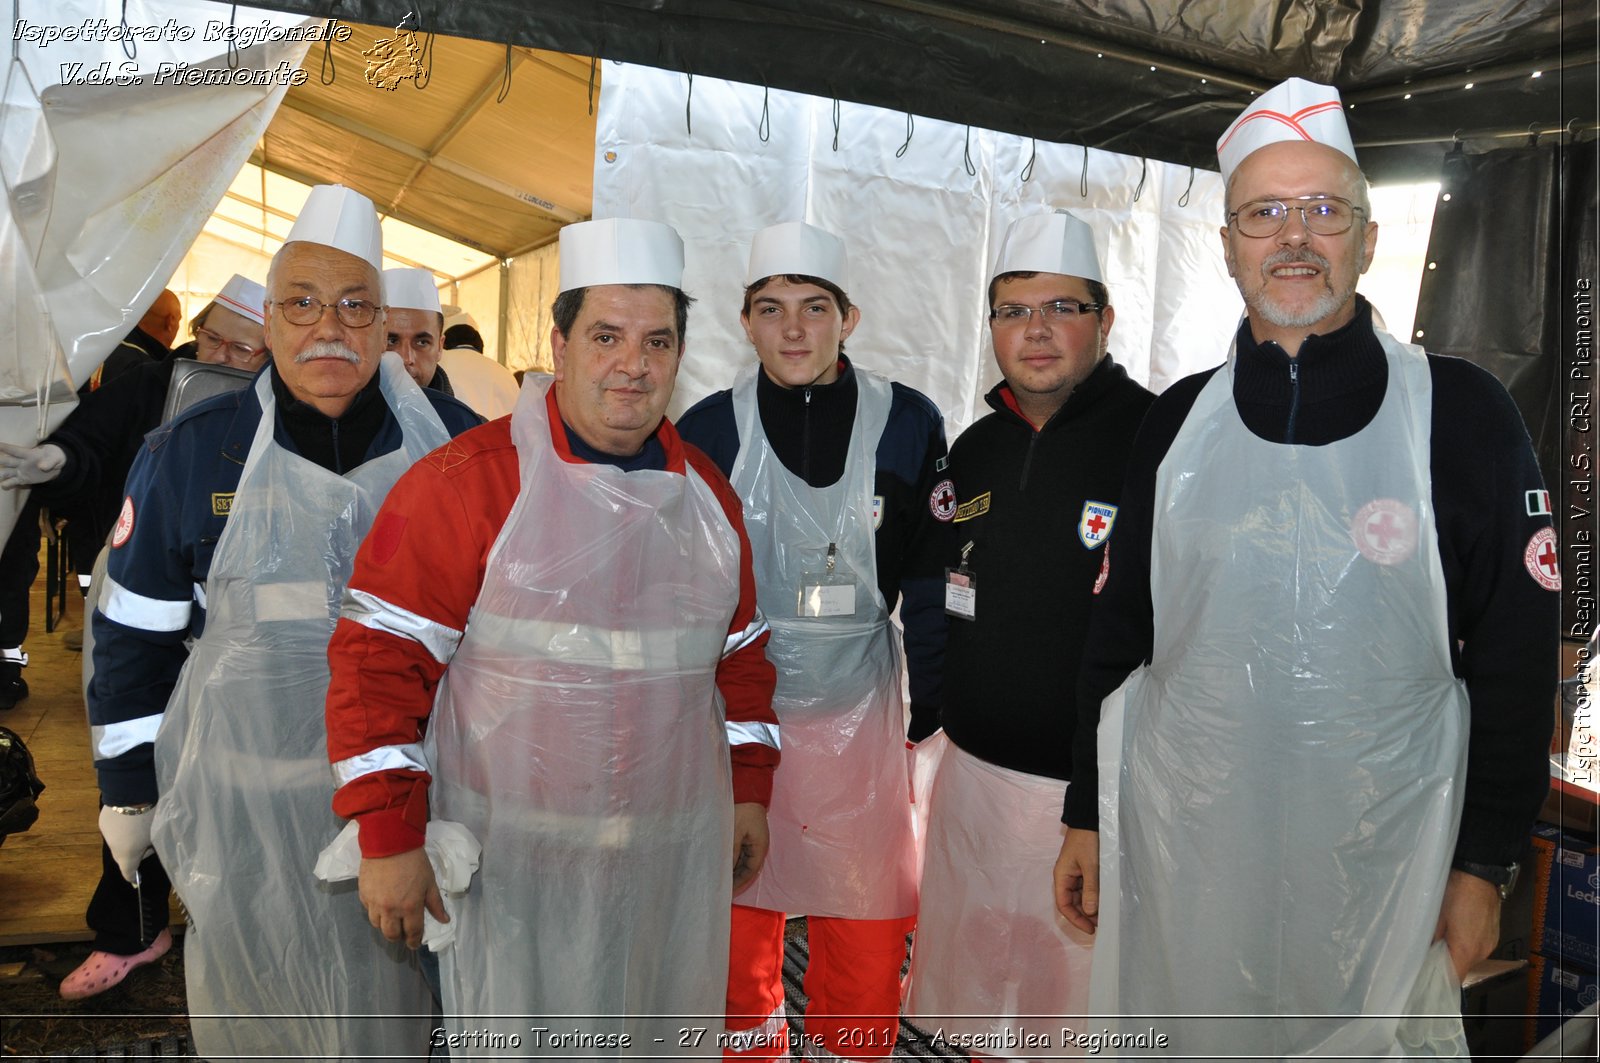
1529 824 1600 971
1524 951 1600 1047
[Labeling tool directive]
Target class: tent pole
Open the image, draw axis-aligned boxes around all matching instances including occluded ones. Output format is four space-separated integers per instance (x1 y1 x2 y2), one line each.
498 259 511 368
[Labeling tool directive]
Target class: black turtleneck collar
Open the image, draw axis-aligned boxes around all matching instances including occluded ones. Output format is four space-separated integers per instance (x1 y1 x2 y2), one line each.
986 353 1131 432
755 355 858 489
269 359 389 474
1230 295 1389 446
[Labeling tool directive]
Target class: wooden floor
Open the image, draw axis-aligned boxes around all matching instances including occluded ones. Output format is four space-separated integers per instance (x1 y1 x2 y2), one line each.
0 542 180 946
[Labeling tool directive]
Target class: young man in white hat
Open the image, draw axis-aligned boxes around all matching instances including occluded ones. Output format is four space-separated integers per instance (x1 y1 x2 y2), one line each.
902 209 1152 1050
0 272 271 999
1055 78 1558 1054
327 216 779 1055
85 185 480 1059
383 266 456 395
677 221 948 1063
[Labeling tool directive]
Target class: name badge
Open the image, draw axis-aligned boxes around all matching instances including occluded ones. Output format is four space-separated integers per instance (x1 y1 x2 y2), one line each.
944 568 976 620
797 542 858 618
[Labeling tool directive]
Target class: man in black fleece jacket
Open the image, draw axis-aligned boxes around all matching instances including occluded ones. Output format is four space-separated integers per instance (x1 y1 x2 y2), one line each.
903 209 1153 1043
1054 79 1556 1054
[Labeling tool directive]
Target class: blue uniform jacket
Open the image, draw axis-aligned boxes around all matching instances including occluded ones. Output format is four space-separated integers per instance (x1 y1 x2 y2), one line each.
89 365 479 804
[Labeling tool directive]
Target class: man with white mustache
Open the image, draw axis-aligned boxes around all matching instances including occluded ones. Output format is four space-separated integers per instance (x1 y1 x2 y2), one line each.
1055 79 1557 1055
87 185 479 1060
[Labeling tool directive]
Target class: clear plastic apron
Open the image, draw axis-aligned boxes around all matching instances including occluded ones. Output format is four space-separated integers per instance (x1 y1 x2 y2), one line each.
151 355 447 1062
427 379 740 1056
1091 330 1470 1059
904 739 1094 1060
729 364 918 919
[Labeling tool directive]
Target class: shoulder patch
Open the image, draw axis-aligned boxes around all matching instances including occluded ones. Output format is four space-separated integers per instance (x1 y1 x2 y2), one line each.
1526 489 1552 517
1078 501 1118 549
110 496 135 548
953 491 990 523
368 511 410 566
1524 527 1561 590
935 455 948 472
211 492 234 517
1093 540 1111 594
871 495 884 530
929 479 958 522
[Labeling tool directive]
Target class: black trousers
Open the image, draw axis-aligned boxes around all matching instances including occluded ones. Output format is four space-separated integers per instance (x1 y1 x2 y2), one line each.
0 498 41 649
86 833 171 954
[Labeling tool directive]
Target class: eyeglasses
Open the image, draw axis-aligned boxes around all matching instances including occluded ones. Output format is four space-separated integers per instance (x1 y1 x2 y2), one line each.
990 300 1105 326
270 297 380 328
1227 195 1367 238
193 325 267 363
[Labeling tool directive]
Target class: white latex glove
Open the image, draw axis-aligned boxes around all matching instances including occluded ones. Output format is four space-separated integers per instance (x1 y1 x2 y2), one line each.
0 441 66 489
98 804 155 883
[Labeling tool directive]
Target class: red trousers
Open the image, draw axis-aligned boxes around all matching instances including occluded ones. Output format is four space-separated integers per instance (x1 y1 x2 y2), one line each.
725 904 914 1062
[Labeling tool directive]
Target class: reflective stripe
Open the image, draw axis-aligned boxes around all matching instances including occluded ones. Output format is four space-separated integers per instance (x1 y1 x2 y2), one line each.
1 647 26 665
725 719 780 751
725 1002 787 1055
463 610 726 672
723 610 770 659
91 713 163 760
193 582 207 611
99 574 192 633
331 743 429 787
342 588 463 664
76 573 92 590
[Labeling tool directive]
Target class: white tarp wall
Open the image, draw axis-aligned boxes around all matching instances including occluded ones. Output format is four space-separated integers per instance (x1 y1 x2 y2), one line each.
594 63 1242 433
1 0 313 540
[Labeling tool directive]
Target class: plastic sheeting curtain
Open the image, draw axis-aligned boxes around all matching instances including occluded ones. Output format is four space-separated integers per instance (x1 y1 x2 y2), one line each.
0 0 314 543
592 63 1242 435
1413 141 1599 638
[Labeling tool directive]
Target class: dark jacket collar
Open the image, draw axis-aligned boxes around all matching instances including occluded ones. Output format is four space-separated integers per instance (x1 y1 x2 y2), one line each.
985 354 1130 432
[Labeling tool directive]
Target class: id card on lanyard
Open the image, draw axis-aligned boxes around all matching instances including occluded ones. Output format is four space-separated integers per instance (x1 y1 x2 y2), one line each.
798 541 859 617
945 540 976 619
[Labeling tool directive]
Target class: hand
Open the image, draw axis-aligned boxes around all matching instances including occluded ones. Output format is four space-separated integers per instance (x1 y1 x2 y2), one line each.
0 442 66 489
359 848 446 950
1433 868 1502 980
730 801 770 896
98 804 155 883
1053 828 1100 935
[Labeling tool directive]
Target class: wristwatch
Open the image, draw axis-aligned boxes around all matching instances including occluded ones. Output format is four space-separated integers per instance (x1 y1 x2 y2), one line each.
1452 858 1521 901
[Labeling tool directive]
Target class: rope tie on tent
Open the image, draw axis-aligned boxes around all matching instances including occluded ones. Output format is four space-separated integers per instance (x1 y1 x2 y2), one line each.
588 58 598 115
963 126 976 176
832 99 841 151
1020 137 1037 182
119 0 136 61
1132 157 1148 202
894 112 914 158
496 41 512 102
758 87 772 143
1079 146 1089 197
225 5 240 71
413 5 436 90
1527 122 1540 146
1178 166 1194 207
685 73 693 134
319 1 341 85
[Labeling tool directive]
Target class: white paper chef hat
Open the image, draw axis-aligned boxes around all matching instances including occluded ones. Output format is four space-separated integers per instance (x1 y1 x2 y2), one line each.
558 218 684 293
1216 78 1357 183
282 184 384 273
212 274 267 326
383 268 442 314
991 209 1103 284
745 221 849 290
442 304 478 332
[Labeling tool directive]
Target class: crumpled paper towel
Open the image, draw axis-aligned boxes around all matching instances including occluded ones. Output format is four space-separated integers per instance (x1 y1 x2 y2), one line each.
315 819 481 951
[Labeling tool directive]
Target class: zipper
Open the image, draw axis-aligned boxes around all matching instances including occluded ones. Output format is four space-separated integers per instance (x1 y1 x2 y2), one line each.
802 385 813 482
330 417 342 474
1286 360 1301 444
1020 427 1040 490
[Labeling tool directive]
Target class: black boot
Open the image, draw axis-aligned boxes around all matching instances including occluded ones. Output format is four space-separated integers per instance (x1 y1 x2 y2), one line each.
0 660 27 711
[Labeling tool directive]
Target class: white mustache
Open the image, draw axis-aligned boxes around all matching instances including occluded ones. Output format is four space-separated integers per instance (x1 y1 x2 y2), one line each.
295 341 362 365
1263 248 1333 272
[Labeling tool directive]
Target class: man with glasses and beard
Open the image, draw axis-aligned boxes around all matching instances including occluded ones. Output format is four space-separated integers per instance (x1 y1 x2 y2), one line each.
86 185 478 1060
1054 79 1557 1056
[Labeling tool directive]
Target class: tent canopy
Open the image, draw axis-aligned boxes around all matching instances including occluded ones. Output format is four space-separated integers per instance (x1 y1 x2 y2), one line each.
244 0 1595 250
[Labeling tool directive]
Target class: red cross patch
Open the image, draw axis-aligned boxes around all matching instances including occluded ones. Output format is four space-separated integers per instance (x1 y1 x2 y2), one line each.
110 496 135 548
929 479 957 522
1524 527 1561 591
1350 498 1418 566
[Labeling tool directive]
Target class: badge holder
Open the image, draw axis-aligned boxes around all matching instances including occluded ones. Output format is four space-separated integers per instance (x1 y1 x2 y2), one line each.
945 540 976 620
798 542 858 618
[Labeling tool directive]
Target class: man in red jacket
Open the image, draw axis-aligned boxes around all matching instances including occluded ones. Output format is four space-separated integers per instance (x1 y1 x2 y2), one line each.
326 217 780 1055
